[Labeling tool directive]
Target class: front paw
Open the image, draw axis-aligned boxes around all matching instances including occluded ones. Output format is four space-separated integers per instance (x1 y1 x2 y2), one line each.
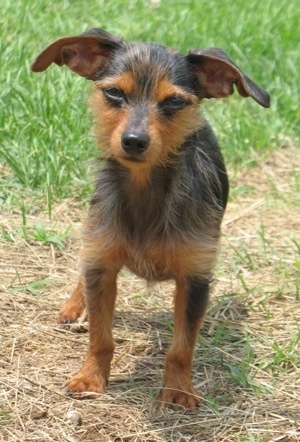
64 374 107 397
158 383 201 409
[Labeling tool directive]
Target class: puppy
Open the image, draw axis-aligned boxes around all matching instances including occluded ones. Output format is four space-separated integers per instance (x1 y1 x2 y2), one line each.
32 28 270 408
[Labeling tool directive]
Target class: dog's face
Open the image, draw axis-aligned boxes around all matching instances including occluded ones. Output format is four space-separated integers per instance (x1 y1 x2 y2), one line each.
31 28 270 174
90 43 202 170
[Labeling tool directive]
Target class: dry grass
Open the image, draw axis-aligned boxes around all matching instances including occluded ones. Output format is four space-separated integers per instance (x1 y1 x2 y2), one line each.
1 147 299 441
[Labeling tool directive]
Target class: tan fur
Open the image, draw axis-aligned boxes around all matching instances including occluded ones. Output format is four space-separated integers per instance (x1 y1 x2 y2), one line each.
57 281 85 323
32 29 273 409
90 77 202 186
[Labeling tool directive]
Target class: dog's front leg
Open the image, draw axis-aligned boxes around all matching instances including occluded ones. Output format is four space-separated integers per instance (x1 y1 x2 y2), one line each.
160 277 209 409
65 266 118 394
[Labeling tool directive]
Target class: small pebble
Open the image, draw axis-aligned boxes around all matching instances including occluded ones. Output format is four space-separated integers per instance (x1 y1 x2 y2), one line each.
66 410 82 427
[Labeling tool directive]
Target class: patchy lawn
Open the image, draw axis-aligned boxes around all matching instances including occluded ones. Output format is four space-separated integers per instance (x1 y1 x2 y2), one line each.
1 146 299 441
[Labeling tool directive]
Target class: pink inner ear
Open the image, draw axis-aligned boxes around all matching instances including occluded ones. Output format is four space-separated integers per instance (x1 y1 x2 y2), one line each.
203 69 235 98
60 42 106 77
61 48 77 65
31 33 120 75
206 73 235 98
194 59 245 99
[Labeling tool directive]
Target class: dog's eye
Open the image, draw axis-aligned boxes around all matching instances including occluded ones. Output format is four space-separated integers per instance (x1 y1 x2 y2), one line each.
103 87 125 106
159 96 187 116
167 97 186 107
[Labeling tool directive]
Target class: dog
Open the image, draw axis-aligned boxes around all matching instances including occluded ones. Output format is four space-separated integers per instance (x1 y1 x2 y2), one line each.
31 28 270 409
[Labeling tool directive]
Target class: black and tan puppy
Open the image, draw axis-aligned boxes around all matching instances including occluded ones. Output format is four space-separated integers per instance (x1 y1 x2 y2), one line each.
32 28 270 408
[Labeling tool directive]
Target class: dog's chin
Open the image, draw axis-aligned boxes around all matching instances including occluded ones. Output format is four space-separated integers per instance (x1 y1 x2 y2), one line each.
123 155 145 163
117 154 148 166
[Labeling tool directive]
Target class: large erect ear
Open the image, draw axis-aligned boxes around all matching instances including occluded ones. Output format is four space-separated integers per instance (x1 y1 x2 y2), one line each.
31 28 123 79
187 48 270 108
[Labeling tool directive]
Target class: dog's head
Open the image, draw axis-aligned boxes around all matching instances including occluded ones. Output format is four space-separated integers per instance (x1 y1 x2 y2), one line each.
32 28 270 172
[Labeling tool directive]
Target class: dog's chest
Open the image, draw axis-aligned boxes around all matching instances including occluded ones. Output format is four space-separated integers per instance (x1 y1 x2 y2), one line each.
115 182 185 280
125 240 177 281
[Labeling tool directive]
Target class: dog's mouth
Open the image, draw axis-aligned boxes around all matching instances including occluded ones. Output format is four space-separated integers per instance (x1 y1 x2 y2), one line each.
121 155 146 163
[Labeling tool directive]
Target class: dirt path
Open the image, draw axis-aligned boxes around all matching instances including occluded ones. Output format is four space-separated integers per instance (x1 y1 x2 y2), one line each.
1 147 299 441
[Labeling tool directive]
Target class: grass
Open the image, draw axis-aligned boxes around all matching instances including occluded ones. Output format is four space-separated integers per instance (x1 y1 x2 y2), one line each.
1 0 299 209
0 1 300 441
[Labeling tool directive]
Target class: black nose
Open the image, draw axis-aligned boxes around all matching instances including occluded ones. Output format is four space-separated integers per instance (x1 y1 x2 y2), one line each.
121 131 150 154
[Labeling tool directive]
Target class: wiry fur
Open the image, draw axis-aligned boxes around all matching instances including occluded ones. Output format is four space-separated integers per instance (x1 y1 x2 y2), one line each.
31 28 270 409
83 125 226 283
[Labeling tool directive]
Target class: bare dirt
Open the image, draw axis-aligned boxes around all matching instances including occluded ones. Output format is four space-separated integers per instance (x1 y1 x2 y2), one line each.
1 146 299 441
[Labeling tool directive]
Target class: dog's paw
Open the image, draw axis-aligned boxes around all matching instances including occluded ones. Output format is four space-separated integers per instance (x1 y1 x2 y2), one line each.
64 374 107 397
158 384 201 409
57 304 85 324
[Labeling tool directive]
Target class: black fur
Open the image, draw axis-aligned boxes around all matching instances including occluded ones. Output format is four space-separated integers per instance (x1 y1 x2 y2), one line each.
31 29 270 408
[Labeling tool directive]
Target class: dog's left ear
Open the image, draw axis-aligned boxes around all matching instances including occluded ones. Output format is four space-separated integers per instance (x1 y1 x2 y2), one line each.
187 48 270 108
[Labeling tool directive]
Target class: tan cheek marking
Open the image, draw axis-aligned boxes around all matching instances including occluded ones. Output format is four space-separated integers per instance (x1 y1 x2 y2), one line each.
148 104 203 158
89 87 154 182
109 117 129 158
89 87 130 157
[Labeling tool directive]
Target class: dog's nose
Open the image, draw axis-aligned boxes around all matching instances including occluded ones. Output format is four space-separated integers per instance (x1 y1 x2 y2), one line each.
121 131 150 154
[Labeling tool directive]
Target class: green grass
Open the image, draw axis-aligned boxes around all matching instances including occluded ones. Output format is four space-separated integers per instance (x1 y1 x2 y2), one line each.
1 0 299 209
1 5 299 439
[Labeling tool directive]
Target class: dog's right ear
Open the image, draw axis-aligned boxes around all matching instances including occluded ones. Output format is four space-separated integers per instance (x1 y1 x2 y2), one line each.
31 28 123 79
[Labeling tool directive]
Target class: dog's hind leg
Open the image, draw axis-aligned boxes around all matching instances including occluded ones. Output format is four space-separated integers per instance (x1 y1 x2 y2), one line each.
57 281 86 324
